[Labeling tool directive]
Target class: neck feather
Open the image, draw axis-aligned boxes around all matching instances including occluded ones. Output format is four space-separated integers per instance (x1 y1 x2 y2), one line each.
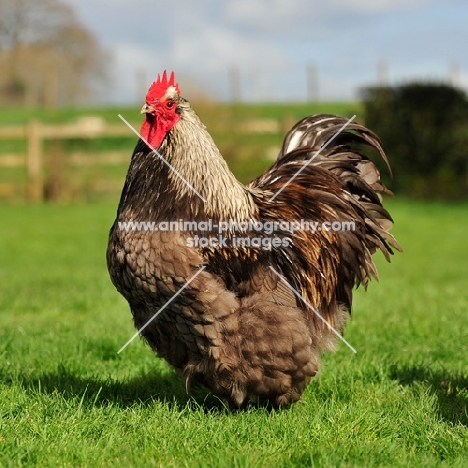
119 104 257 223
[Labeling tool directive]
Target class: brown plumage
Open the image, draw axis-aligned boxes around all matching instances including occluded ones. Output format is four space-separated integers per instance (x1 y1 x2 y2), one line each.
107 71 400 408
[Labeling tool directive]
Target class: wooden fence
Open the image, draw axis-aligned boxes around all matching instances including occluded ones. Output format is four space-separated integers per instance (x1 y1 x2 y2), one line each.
0 118 133 202
0 116 287 202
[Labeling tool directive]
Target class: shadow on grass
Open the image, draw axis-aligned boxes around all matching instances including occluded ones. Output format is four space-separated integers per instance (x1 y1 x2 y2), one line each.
389 364 468 426
2 365 227 412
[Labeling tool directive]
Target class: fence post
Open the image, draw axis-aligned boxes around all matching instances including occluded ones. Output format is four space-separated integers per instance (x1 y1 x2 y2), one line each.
27 119 43 203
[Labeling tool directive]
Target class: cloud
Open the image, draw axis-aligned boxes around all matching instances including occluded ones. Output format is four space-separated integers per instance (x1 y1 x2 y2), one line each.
64 0 468 102
331 0 438 13
107 27 289 102
222 0 440 36
171 26 289 71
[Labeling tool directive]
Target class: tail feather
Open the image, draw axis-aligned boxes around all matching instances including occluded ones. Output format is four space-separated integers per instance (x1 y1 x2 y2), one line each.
249 113 401 318
277 114 401 255
281 114 392 176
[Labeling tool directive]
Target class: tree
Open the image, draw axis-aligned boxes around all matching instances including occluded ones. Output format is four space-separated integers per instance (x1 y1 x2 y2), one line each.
0 0 109 106
362 83 468 200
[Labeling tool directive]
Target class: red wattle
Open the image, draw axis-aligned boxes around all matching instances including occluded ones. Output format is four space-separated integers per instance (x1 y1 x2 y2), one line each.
140 118 166 149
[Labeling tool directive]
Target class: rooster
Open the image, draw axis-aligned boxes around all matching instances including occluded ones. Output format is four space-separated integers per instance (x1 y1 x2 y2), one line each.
107 71 400 407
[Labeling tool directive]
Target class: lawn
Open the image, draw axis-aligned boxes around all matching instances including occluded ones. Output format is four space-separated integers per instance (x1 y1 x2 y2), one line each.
0 200 467 467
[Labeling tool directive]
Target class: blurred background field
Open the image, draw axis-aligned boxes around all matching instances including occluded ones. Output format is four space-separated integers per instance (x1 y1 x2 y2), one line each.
1 93 467 203
0 102 361 202
1 0 468 203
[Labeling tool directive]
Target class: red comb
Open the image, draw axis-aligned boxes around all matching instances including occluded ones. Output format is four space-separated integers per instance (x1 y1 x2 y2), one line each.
146 71 180 102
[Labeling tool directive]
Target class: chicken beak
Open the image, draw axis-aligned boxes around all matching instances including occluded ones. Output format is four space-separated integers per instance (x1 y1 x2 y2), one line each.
141 103 156 115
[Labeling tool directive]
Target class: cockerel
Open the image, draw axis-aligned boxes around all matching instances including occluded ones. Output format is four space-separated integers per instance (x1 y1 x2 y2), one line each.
107 71 400 407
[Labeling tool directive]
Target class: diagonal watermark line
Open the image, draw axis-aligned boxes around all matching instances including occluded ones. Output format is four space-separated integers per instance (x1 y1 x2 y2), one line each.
117 266 206 354
269 115 356 202
118 114 207 203
268 266 357 354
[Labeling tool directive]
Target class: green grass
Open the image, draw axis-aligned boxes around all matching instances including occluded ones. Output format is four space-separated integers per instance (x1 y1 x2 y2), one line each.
1 200 467 467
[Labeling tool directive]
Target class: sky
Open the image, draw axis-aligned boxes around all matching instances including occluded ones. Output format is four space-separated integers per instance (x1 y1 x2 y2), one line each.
65 0 468 103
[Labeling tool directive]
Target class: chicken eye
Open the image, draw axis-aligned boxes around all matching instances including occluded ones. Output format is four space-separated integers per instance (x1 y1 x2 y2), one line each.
166 101 175 109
